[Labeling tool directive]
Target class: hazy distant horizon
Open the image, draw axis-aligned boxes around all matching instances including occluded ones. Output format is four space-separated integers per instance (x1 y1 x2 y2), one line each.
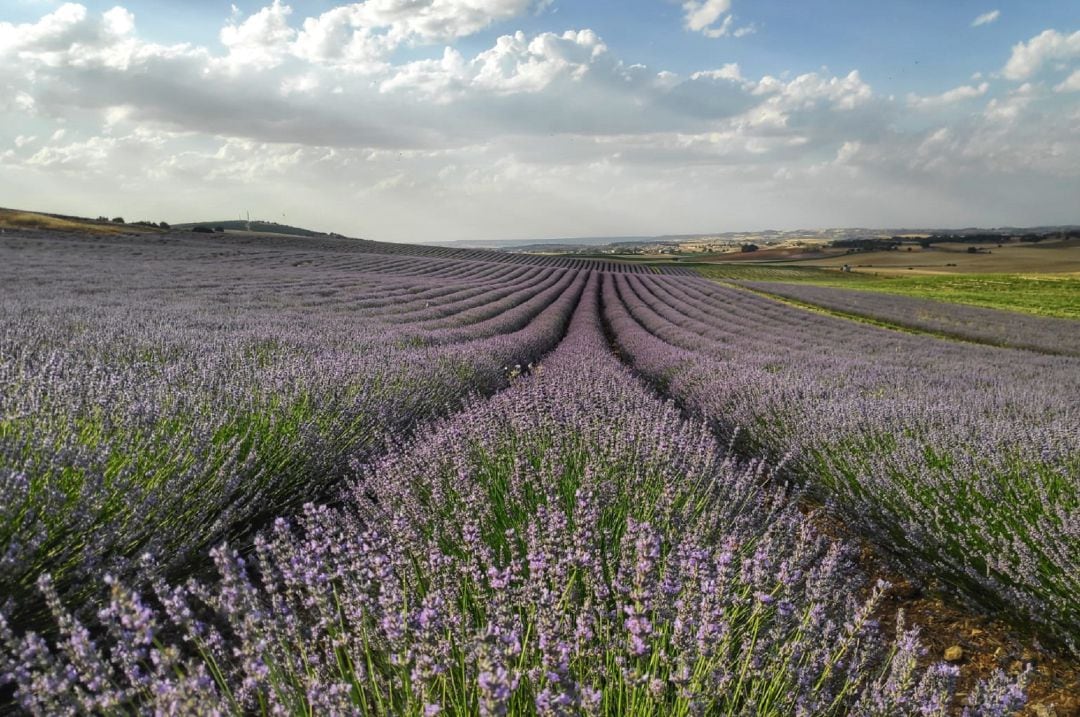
2 1 1078 242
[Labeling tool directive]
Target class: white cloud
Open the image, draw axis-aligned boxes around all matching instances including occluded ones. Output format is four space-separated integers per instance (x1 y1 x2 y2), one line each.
0 3 90 56
291 6 390 73
378 29 607 101
752 70 873 111
682 0 730 34
680 0 752 39
26 134 129 172
690 63 742 82
907 82 989 108
970 10 1000 28
287 0 538 74
102 6 135 35
352 0 535 43
471 29 606 93
983 83 1036 124
220 0 296 70
280 73 320 95
1002 29 1080 81
2 3 1079 240
0 3 135 62
1054 69 1080 93
0 2 197 71
834 139 861 163
215 0 543 75
379 47 470 99
14 92 37 113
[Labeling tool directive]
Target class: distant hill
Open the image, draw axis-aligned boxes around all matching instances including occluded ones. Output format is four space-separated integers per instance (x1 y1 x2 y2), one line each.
0 207 166 235
461 226 1080 253
428 236 657 250
172 220 347 238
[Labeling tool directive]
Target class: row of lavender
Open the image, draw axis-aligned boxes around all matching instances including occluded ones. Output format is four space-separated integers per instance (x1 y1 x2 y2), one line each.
603 273 1080 655
0 234 586 628
0 274 1025 714
47 228 668 275
740 281 1080 356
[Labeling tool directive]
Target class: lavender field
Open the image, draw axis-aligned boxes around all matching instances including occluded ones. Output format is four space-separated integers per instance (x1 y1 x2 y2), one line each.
739 281 1080 357
2 230 1076 715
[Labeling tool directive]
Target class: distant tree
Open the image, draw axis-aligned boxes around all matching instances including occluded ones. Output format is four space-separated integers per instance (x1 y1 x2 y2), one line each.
111 217 125 224
831 238 899 252
159 221 170 229
192 226 214 234
741 243 759 253
214 226 226 233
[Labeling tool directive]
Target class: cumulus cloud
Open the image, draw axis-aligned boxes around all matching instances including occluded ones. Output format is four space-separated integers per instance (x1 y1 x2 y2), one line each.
971 10 1000 27
690 63 742 82
288 0 539 73
352 0 535 43
381 29 607 100
680 0 752 39
291 6 390 73
1055 69 1080 93
982 83 1037 124
220 0 296 70
1002 29 1080 80
683 0 729 34
751 70 873 111
0 2 140 66
475 29 606 91
907 82 989 108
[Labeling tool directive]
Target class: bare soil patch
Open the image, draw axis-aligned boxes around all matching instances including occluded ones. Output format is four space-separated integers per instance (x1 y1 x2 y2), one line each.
795 239 1080 275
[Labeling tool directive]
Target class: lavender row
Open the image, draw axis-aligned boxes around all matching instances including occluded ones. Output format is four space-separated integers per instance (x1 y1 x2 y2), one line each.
0 273 1025 714
0 236 583 626
741 281 1080 356
409 271 584 344
603 273 1080 655
353 266 552 317
3 229 665 276
406 269 570 331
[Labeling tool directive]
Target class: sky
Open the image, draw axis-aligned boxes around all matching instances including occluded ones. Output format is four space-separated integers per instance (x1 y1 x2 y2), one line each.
1 1 1078 242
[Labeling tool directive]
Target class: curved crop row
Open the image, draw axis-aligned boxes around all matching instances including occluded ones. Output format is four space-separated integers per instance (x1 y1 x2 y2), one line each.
0 240 583 626
0 273 1024 715
740 281 1080 356
409 271 584 344
602 272 1080 655
405 269 569 331
349 266 550 316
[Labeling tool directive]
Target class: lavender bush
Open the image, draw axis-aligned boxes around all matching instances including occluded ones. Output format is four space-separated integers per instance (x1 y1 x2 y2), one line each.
603 272 1080 655
741 281 1080 356
0 273 1025 715
0 234 585 623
